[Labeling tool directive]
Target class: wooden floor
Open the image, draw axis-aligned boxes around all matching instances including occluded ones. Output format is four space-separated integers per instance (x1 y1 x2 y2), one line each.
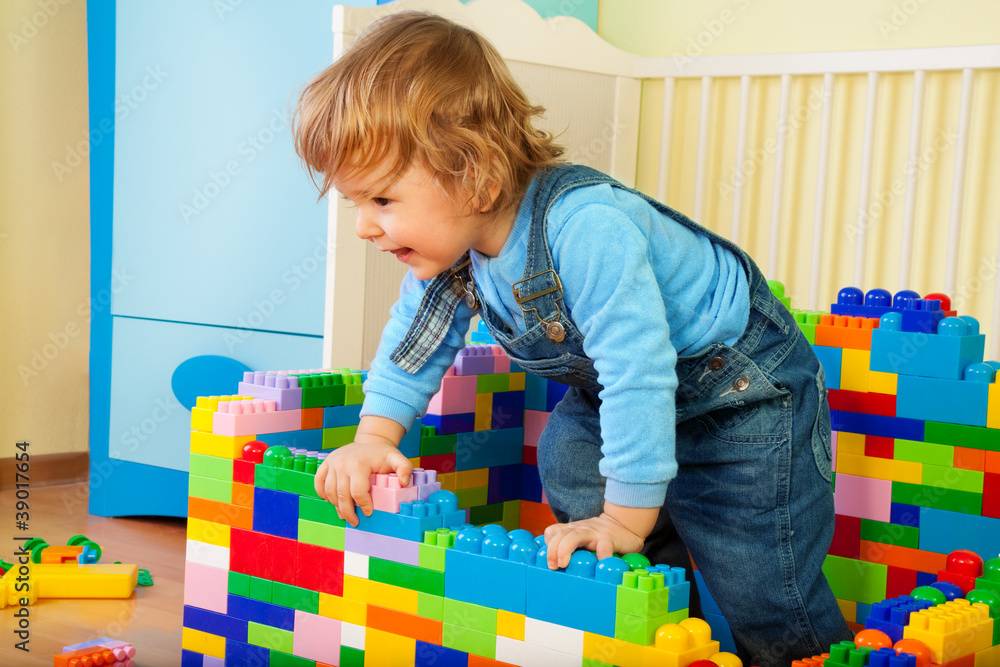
0 482 187 664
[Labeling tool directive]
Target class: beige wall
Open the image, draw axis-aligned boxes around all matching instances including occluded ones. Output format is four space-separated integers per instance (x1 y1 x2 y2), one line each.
598 1 1000 344
1 0 90 458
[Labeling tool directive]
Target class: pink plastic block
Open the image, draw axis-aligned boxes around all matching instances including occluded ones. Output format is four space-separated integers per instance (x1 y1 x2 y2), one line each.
492 346 511 374
369 472 419 513
523 410 550 449
345 528 420 566
183 560 229 614
212 400 303 437
831 431 838 473
293 609 342 664
426 373 478 415
238 370 302 411
833 473 892 522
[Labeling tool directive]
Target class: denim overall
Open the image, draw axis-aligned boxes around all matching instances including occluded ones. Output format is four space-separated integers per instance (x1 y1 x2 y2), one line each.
397 165 851 665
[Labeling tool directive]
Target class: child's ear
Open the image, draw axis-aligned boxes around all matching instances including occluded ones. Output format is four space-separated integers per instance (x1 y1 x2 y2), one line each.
479 182 502 213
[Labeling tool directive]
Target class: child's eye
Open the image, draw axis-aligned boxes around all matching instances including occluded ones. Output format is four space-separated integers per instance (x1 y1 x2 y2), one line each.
372 197 391 207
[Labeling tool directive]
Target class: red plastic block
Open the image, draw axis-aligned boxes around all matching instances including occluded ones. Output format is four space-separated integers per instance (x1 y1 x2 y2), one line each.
886 565 918 599
982 472 1000 519
864 435 895 459
522 445 538 466
829 389 897 417
294 541 344 596
830 514 862 559
936 549 984 594
233 459 256 485
420 453 456 474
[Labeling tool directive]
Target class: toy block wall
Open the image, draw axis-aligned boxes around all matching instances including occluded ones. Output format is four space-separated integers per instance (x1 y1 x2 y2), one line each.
787 285 1000 633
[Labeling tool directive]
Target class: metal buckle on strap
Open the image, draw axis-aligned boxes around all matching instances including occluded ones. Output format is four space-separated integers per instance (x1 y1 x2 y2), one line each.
449 257 478 310
512 270 566 342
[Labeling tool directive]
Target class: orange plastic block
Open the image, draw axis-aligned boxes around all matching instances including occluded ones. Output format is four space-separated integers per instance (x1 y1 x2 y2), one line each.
954 447 986 471
985 451 1000 474
301 407 324 430
468 655 516 667
860 541 948 572
40 545 84 564
187 496 253 530
231 482 255 508
903 599 993 664
366 603 442 644
815 315 878 350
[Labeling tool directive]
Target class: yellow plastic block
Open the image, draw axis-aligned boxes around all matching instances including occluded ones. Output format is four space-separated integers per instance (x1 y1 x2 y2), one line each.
364 627 416 667
367 579 419 615
975 642 1000 666
191 431 254 459
869 370 898 395
191 407 215 432
837 432 866 455
318 591 367 625
988 383 1000 430
28 563 138 600
438 472 457 492
456 468 490 491
646 618 719 667
182 627 226 659
186 517 231 548
836 598 857 622
837 453 922 484
0 566 34 608
841 349 871 393
509 373 526 391
474 393 493 431
344 575 371 604
584 632 648 667
496 609 525 641
903 599 993 664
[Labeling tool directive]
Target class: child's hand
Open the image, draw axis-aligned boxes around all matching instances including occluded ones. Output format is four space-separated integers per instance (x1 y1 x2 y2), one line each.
313 423 411 527
543 513 646 570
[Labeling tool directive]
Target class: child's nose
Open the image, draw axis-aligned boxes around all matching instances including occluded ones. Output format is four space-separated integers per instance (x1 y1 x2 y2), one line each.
354 208 381 241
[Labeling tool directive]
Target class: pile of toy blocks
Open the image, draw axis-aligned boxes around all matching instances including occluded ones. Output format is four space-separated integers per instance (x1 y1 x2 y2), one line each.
54 638 136 667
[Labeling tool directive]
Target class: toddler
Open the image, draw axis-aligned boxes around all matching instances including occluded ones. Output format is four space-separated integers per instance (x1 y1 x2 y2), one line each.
294 11 851 666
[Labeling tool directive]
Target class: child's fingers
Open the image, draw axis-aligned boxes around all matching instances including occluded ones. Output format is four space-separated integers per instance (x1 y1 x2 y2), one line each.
351 471 374 518
389 450 414 487
336 471 360 527
314 459 330 501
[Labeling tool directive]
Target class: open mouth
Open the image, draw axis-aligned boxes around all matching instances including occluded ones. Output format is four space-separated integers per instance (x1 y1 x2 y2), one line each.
389 248 412 262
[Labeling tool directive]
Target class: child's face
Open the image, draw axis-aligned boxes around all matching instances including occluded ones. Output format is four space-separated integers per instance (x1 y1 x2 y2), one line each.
334 159 509 281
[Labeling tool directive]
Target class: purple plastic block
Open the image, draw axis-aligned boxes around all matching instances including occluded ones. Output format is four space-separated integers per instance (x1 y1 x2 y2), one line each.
238 370 303 411
345 527 420 566
202 656 225 667
454 346 497 375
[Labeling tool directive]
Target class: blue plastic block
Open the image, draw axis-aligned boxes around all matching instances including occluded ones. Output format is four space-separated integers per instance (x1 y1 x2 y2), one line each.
183 605 248 642
487 464 523 505
831 409 841 431
224 638 271 666
423 412 476 435
256 428 324 451
830 288 945 335
445 547 528 615
353 507 446 542
703 611 737 654
915 571 937 587
181 649 204 667
864 595 933 644
918 507 1000 562
837 412 924 441
415 640 469 667
692 569 722 616
526 564 617 636
895 367 992 427
890 503 920 528
813 345 843 390
524 373 548 411
455 428 523 471
323 404 363 428
856 602 873 624
492 391 525 429
520 465 544 503
252 487 299 540
545 381 570 412
870 314 985 380
869 646 916 667
398 417 423 458
226 594 295 630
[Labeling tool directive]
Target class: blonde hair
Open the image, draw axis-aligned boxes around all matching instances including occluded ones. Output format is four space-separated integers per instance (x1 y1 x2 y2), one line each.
292 10 563 215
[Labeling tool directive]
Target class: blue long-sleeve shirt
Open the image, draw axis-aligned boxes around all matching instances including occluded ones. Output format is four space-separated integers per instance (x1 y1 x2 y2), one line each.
361 175 749 507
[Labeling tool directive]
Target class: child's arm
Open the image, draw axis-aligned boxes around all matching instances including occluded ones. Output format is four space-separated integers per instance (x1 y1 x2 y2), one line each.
543 503 658 569
313 415 412 526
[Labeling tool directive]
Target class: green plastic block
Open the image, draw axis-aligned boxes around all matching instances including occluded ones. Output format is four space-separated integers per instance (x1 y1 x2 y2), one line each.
272 582 319 614
418 592 444 621
254 465 277 490
502 500 520 526
860 519 919 549
822 555 887 605
228 571 250 597
298 519 344 550
469 502 504 526
456 486 488 509
189 453 234 481
322 424 358 449
924 421 1000 452
921 463 984 493
420 433 457 456
442 623 495 659
614 608 687 645
418 542 447 572
443 597 497 633
344 383 364 405
188 474 232 503
477 373 510 393
793 310 825 345
369 557 445 596
269 649 316 667
891 481 982 515
249 576 272 603
894 439 954 466
295 372 347 409
276 468 322 499
825 640 872 667
616 570 672 617
299 496 346 527
582 660 614 667
248 621 293 653
340 646 364 667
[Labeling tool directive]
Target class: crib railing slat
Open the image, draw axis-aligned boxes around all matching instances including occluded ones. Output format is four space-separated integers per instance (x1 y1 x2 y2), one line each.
810 73 835 311
899 70 926 291
768 74 791 278
945 68 975 297
855 71 880 289
656 77 675 203
693 76 712 223
730 75 752 245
